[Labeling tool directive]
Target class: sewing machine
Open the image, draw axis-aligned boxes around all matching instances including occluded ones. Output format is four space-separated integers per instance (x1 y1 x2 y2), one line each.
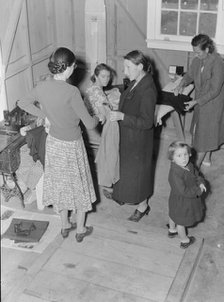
0 106 35 207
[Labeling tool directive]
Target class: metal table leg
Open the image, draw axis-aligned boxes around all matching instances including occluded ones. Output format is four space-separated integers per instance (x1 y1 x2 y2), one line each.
1 172 25 208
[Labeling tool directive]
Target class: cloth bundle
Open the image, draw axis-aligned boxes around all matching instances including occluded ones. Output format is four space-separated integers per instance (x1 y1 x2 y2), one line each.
157 91 192 114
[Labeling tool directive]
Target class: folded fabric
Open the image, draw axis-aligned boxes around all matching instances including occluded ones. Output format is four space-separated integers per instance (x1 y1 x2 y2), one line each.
2 218 49 242
95 119 120 187
157 91 192 114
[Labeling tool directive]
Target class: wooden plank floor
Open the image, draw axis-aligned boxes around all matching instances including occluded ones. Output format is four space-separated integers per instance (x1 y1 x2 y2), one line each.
11 217 202 302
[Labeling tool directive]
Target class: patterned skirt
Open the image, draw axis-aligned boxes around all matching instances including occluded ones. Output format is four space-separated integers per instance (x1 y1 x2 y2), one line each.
43 134 96 213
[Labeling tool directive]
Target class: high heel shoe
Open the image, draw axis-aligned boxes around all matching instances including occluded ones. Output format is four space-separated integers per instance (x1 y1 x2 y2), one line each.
128 205 151 222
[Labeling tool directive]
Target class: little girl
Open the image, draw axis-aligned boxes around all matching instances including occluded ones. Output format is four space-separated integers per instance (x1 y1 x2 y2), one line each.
167 141 206 249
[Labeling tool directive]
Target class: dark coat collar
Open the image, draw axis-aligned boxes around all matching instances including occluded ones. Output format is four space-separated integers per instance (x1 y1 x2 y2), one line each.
119 73 154 110
170 161 193 174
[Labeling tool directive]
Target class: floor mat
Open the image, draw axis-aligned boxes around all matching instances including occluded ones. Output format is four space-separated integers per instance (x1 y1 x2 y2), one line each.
1 205 60 253
2 218 49 242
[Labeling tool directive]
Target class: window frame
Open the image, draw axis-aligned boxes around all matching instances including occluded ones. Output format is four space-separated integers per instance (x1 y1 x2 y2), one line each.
146 0 224 54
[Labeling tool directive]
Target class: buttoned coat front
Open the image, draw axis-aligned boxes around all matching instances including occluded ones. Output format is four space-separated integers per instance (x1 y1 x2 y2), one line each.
112 73 157 204
168 162 205 226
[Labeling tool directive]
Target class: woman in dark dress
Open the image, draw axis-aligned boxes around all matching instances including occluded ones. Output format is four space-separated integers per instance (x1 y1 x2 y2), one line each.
109 50 157 221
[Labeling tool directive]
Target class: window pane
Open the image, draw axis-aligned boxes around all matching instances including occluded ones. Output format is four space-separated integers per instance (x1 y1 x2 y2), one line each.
180 12 197 35
161 11 178 34
162 0 178 9
200 0 218 11
181 0 198 10
199 13 217 37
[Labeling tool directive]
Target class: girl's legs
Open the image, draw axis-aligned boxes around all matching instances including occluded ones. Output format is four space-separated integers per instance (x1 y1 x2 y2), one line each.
60 209 77 238
76 210 86 234
168 217 177 232
59 209 71 229
177 225 189 243
76 210 94 242
58 207 91 238
70 210 77 224
62 209 93 241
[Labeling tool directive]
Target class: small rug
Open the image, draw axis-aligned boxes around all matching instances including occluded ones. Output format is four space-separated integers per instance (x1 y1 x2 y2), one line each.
2 218 49 243
1 206 60 253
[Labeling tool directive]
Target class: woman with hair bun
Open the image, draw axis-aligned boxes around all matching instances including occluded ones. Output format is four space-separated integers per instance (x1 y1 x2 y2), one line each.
174 34 224 168
108 50 157 222
18 47 99 242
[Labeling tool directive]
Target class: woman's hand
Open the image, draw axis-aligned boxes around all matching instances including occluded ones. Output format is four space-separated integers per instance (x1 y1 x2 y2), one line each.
110 111 124 121
184 100 197 111
20 125 32 136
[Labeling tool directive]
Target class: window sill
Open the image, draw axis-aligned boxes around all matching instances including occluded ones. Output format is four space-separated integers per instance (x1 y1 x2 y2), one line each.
146 39 224 55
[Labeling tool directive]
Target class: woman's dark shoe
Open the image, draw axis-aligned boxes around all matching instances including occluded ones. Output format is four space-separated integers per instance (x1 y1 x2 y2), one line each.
75 226 93 243
128 205 151 222
180 236 196 249
61 222 77 239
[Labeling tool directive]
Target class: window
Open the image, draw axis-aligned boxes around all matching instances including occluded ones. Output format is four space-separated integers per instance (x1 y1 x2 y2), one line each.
147 0 224 53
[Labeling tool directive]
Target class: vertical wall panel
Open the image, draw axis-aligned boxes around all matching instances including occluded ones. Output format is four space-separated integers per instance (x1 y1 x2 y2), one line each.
73 0 86 56
4 0 32 109
85 0 107 74
105 0 117 71
116 0 147 54
54 0 74 49
32 59 51 85
27 0 55 61
5 70 31 110
0 0 15 40
6 3 30 78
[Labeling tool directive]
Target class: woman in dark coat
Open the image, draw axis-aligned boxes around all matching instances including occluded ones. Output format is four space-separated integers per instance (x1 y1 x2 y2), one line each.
109 50 157 222
174 34 224 168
